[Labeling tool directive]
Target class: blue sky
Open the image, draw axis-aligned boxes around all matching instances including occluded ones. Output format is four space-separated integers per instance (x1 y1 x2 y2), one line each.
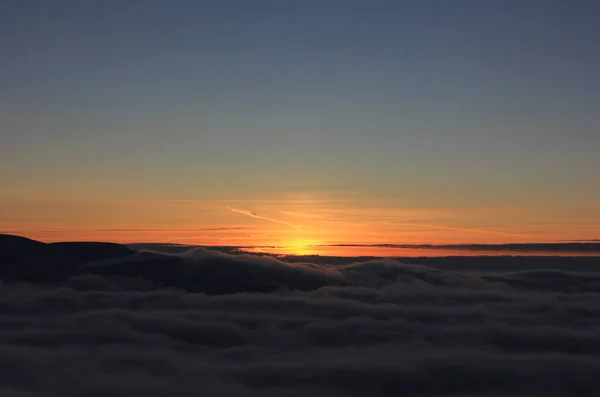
1 0 599 245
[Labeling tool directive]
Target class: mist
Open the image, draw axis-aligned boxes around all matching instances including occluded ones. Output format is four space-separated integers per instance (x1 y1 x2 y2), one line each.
1 235 600 396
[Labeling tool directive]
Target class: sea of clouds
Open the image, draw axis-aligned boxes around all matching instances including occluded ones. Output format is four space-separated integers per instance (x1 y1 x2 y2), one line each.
2 242 600 396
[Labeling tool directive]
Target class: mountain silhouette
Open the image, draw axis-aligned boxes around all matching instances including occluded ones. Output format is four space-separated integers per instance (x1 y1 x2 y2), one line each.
0 233 46 252
0 234 135 283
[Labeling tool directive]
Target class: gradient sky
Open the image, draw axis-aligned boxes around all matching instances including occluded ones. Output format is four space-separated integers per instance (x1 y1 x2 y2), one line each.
1 0 599 252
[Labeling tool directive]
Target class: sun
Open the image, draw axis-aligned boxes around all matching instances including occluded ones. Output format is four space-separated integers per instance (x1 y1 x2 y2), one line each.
281 239 321 256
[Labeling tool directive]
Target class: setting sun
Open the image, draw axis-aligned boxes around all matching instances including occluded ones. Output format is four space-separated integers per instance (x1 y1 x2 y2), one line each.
280 239 323 256
243 238 324 256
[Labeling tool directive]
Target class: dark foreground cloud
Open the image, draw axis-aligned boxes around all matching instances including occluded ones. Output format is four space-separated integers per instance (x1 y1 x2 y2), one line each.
1 235 600 396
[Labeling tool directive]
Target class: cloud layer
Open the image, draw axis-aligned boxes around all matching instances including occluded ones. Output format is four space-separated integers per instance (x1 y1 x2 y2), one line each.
1 235 600 396
325 242 600 254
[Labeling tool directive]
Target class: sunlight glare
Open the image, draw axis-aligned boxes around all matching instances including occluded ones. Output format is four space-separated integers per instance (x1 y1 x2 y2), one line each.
281 239 322 256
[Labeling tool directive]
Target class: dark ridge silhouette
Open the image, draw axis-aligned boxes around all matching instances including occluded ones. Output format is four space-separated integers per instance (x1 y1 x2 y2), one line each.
128 243 242 255
48 241 135 263
0 234 135 283
0 233 47 252
0 234 51 282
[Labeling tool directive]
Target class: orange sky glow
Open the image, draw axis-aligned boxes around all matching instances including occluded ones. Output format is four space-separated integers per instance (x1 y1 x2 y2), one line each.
2 191 598 256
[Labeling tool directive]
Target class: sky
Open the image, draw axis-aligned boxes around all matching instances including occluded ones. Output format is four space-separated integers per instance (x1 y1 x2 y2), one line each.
1 0 599 253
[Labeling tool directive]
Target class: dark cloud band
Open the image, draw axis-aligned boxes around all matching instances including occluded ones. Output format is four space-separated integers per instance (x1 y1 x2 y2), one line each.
2 234 600 396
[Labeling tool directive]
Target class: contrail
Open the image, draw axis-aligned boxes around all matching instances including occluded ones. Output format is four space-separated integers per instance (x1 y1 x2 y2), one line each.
227 207 302 231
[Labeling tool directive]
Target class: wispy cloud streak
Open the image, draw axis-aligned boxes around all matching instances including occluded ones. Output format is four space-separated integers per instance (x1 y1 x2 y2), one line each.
227 207 302 231
361 221 531 238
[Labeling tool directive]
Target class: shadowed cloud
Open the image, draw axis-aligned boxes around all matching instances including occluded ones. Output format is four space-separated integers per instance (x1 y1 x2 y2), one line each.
1 234 600 396
324 242 600 255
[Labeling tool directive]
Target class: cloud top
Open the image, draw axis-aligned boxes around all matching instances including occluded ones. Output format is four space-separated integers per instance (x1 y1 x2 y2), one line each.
1 234 600 396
